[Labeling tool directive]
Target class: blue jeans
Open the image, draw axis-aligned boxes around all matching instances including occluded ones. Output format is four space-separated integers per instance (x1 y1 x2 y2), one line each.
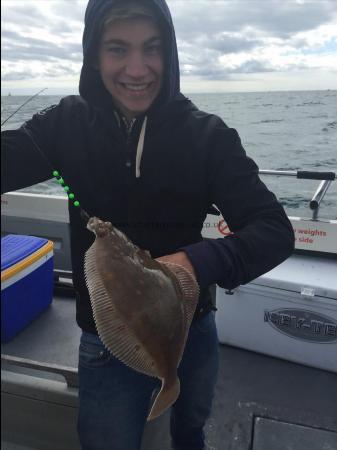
77 312 219 450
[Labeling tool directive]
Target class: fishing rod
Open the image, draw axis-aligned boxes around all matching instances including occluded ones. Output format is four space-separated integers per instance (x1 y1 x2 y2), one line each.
2 88 90 223
1 88 47 127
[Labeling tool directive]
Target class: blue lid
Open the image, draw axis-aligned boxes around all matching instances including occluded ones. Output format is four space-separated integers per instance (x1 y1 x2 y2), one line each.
1 235 49 271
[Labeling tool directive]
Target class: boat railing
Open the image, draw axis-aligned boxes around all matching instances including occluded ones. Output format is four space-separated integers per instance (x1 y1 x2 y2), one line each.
1 354 78 388
259 169 336 220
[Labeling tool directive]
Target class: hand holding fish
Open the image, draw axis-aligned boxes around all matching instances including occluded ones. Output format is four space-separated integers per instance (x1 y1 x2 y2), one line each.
156 251 196 280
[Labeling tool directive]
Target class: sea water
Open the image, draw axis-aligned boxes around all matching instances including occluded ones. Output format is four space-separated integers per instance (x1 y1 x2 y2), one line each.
1 90 336 219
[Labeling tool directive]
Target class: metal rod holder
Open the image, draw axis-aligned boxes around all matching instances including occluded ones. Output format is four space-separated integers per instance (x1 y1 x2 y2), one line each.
310 180 332 220
259 170 335 221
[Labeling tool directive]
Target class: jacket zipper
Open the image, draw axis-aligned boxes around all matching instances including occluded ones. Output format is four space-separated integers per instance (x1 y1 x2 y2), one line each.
124 118 136 169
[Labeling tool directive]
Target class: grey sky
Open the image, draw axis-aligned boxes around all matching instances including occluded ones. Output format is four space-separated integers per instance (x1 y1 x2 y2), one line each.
1 0 337 94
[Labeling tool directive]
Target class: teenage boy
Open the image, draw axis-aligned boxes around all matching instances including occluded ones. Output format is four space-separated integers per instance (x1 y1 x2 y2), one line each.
1 1 294 449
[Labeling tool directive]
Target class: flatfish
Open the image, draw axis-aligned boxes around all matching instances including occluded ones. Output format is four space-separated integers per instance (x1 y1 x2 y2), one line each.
84 217 199 420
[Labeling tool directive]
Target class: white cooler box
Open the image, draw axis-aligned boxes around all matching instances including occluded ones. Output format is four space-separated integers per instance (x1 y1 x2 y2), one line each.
215 254 337 373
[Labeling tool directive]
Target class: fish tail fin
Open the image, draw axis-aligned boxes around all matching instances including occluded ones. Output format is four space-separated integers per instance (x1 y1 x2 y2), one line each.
147 377 180 421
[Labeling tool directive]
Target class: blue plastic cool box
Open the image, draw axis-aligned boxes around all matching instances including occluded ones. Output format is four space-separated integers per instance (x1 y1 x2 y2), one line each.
1 235 54 342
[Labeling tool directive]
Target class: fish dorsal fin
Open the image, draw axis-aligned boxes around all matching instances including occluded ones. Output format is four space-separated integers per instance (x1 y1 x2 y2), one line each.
84 243 158 377
160 262 199 361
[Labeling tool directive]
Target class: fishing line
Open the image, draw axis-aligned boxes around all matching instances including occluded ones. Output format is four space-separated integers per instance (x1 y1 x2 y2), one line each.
21 125 91 224
2 89 90 224
1 88 47 127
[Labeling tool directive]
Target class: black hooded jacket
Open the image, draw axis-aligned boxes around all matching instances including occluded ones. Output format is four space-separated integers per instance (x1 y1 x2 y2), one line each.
1 0 294 334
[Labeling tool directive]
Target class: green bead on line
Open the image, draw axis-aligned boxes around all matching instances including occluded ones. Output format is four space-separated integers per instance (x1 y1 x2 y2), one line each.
52 171 80 208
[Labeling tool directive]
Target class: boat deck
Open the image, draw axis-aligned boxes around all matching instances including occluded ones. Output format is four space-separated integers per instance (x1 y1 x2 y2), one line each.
2 287 337 450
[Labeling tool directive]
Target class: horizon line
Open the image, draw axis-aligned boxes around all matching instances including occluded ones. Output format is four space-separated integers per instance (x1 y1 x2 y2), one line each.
2 88 337 97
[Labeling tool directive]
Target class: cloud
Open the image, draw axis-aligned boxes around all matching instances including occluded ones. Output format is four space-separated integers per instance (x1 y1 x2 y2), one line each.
169 0 337 39
2 3 47 28
200 34 262 54
2 29 82 63
1 68 36 81
2 60 80 82
230 60 275 74
1 0 337 90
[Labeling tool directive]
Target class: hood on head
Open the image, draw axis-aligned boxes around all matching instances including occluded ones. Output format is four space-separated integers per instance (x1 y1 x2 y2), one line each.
79 0 180 112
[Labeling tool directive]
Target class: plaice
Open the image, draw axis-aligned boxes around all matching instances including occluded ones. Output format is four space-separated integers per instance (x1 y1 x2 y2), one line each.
84 217 199 420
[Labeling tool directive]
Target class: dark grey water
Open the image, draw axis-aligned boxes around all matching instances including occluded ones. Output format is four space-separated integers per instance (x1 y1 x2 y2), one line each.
2 91 336 219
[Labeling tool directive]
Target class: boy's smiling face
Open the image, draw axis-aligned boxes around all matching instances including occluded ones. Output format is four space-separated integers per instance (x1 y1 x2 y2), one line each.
98 17 164 121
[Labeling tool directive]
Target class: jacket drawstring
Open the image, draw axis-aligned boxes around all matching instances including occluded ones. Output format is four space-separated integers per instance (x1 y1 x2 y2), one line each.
135 116 147 178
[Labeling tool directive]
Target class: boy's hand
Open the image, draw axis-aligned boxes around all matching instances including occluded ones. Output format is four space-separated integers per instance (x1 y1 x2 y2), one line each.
156 251 196 279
